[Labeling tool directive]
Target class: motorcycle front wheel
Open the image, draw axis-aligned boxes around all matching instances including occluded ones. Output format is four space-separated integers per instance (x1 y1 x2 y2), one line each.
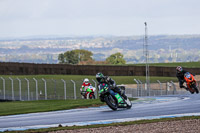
89 93 95 99
105 95 118 111
125 98 132 109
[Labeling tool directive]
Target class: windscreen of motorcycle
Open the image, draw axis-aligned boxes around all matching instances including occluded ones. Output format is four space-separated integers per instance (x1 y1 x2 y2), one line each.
185 72 191 79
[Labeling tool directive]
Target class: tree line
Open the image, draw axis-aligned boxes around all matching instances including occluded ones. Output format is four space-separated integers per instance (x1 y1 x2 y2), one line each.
58 49 126 65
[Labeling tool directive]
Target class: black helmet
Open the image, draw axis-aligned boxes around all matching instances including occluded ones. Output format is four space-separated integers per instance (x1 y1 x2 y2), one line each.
176 66 183 73
96 72 104 82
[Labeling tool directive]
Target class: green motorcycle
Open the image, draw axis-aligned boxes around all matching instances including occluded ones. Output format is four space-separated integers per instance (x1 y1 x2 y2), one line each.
99 83 132 110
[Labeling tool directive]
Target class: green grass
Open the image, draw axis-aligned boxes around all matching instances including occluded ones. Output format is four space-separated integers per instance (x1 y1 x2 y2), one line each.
5 116 200 133
99 61 200 68
0 98 137 116
0 99 105 116
129 61 200 68
0 75 177 84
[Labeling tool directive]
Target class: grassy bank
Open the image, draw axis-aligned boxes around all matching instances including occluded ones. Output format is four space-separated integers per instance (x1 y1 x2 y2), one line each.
131 61 200 68
0 99 105 116
0 98 137 116
0 75 177 85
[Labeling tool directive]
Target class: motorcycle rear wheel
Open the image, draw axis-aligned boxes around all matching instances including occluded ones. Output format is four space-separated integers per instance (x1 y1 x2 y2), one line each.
191 84 199 94
194 87 199 94
105 95 118 111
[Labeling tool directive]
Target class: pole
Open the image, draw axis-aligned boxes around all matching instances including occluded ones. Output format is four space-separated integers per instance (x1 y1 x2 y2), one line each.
1 77 6 100
92 79 98 99
71 80 77 99
17 78 22 101
42 78 47 100
33 78 38 100
25 78 30 101
144 22 150 96
157 80 162 95
9 77 14 100
61 79 67 100
134 79 139 97
138 79 143 96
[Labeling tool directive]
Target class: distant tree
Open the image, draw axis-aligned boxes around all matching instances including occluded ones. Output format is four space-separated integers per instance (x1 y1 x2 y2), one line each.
58 53 65 63
58 49 93 64
63 50 79 64
73 49 93 62
106 52 126 65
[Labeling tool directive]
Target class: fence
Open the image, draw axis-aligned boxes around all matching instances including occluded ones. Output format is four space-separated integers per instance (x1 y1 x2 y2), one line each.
0 77 199 101
0 77 98 101
127 79 200 97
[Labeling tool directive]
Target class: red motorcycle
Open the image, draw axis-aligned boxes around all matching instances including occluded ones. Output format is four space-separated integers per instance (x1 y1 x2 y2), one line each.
184 72 199 94
80 85 96 99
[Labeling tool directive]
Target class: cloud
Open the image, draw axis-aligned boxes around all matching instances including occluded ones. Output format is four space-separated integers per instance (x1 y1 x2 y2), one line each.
0 0 200 37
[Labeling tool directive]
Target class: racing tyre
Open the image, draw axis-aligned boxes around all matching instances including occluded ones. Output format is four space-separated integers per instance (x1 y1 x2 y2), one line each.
125 98 132 109
194 87 199 94
105 95 118 111
89 93 95 99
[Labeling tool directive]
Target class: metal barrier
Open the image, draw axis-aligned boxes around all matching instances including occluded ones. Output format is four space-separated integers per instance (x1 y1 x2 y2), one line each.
0 77 99 101
0 77 198 101
126 79 194 97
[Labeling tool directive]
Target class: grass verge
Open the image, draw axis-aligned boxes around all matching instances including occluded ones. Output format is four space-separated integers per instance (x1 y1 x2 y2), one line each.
0 99 105 116
128 61 200 68
0 98 137 116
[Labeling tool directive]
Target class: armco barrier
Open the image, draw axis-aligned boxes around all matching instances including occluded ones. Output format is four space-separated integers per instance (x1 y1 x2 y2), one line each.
0 62 200 76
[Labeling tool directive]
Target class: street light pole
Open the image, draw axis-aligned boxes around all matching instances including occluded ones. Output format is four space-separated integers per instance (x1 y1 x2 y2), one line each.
144 22 150 96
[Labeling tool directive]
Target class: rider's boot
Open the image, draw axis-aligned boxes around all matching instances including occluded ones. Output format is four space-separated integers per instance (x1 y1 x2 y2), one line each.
116 87 127 100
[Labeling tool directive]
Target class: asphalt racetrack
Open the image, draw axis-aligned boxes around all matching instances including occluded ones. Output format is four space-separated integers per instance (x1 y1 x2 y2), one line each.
1 94 200 132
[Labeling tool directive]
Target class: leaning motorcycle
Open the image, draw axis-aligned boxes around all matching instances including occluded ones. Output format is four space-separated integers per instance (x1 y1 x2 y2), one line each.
98 83 132 110
80 85 96 99
184 72 199 94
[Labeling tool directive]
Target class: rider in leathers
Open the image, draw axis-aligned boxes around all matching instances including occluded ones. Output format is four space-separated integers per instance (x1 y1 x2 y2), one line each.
96 72 127 101
176 66 190 91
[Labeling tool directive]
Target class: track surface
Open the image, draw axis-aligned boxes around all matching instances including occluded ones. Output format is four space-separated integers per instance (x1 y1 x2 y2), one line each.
0 94 200 131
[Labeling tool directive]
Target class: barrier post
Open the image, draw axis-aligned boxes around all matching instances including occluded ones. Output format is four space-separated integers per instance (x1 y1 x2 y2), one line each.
157 80 163 95
92 79 98 99
1 77 6 100
9 77 14 100
42 78 47 100
134 79 139 97
61 79 67 100
138 79 143 96
71 80 76 99
25 78 30 101
33 78 38 100
17 78 22 101
171 81 176 95
52 79 57 99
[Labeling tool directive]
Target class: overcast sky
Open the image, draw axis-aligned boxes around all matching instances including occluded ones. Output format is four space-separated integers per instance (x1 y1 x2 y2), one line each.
0 0 200 38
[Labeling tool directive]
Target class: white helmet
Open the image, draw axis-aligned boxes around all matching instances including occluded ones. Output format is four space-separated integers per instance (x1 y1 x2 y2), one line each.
84 78 89 83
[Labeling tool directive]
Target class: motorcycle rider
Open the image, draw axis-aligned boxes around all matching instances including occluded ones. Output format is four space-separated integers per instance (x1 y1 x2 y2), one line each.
96 72 127 100
81 78 91 98
176 66 190 91
81 78 91 91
